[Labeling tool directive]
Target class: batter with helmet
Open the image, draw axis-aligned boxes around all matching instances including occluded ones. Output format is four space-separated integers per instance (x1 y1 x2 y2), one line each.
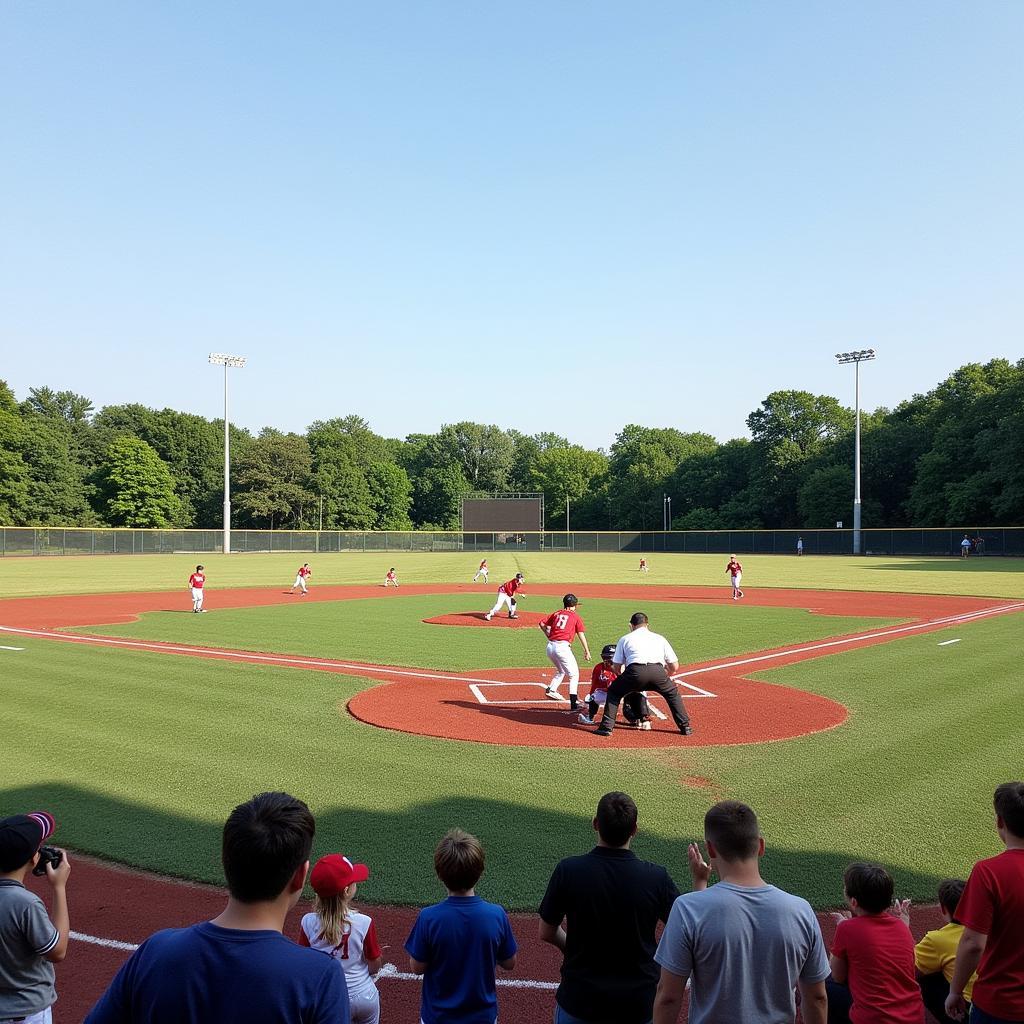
539 594 591 711
485 572 526 620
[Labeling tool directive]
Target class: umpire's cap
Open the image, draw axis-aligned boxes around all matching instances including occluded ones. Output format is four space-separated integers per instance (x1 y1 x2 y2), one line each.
562 593 578 607
601 644 616 660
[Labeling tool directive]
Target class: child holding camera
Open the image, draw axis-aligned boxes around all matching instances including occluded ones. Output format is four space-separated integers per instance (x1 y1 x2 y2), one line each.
0 810 71 1024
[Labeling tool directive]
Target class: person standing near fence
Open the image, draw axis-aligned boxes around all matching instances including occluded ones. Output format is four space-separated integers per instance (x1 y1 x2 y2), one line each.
797 537 804 556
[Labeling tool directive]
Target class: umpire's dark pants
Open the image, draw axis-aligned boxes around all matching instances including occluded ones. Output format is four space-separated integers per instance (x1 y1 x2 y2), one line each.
597 663 690 734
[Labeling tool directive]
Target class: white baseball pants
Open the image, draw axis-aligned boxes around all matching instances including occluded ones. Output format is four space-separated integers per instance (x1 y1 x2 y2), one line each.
488 591 516 616
191 587 204 611
292 575 307 593
346 982 380 1024
546 640 580 696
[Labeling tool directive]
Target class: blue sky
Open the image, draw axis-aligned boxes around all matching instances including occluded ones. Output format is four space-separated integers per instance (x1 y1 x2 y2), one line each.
2 2 1021 449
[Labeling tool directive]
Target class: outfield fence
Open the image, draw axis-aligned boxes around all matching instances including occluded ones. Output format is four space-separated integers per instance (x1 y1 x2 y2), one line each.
1 526 1021 557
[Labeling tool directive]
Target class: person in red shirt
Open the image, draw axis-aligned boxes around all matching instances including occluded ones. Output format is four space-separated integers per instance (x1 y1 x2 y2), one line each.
383 568 399 588
473 559 489 584
946 781 1024 1024
578 645 651 728
485 573 525 621
726 556 744 600
290 563 312 595
828 862 924 1024
538 594 591 712
188 565 206 613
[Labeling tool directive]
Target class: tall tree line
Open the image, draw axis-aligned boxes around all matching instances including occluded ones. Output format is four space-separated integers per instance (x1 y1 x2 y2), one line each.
0 359 1021 531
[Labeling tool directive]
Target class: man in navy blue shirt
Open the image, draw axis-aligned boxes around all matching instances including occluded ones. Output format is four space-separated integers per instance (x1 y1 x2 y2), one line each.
84 792 349 1024
406 828 517 1023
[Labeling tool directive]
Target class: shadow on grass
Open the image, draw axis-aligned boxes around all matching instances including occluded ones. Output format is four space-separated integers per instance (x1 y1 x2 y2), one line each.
1 783 955 912
863 559 1024 573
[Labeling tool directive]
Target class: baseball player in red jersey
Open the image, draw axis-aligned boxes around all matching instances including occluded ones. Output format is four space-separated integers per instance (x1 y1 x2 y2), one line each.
290 563 312 595
383 567 399 588
539 594 591 710
473 558 489 583
639 558 649 573
578 645 651 727
188 565 206 613
485 573 524 620
726 555 744 599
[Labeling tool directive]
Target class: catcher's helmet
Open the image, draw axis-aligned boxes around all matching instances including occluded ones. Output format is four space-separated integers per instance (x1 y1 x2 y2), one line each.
562 593 578 607
601 644 616 660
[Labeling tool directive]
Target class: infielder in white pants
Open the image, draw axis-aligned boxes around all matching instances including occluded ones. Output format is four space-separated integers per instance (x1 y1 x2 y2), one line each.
538 593 591 712
485 573 525 620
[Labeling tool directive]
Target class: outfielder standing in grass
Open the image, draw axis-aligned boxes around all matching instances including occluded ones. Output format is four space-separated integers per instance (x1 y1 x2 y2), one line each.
290 563 312 595
726 555 744 600
188 565 206 613
485 573 525 620
540 594 591 712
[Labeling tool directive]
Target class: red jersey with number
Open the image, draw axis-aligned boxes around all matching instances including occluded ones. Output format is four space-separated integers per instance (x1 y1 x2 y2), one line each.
542 609 585 642
956 849 1024 1018
299 910 382 989
831 915 923 1024
500 578 523 597
298 566 311 579
589 664 617 692
727 560 742 577
189 573 205 589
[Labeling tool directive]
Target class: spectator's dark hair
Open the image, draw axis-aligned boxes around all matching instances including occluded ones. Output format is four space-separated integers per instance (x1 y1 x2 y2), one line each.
843 862 894 914
222 792 314 903
595 792 638 847
994 781 1024 838
630 612 648 627
434 829 484 892
937 879 967 922
704 801 760 861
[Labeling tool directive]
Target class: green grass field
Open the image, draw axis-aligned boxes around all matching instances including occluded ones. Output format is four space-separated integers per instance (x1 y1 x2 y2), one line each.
1 552 1022 911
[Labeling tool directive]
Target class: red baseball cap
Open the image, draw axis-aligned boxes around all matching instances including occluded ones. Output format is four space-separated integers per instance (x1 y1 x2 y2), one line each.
0 811 56 872
310 854 369 897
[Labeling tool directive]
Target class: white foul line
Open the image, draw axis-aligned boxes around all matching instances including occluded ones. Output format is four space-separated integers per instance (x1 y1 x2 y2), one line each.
0 645 25 651
67 933 559 990
673 603 1024 681
937 639 962 646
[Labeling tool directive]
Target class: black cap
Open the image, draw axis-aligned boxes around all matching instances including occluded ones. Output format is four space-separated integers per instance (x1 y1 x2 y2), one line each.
562 593 578 607
0 812 56 872
601 644 616 659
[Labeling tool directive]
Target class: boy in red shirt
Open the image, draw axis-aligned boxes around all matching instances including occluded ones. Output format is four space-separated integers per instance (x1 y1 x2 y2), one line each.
828 862 924 1024
578 645 650 729
946 781 1024 1023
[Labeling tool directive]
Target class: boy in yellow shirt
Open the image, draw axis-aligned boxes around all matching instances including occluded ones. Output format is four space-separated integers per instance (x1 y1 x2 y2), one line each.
913 879 977 1024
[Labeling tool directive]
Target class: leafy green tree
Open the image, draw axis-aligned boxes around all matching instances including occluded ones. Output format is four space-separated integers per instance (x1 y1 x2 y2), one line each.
231 430 315 530
98 435 184 527
365 461 413 530
411 464 470 529
530 446 608 527
23 386 95 423
434 422 515 492
0 387 31 523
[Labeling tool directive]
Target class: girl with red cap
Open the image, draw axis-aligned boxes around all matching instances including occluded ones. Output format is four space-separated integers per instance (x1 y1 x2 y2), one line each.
298 854 383 1024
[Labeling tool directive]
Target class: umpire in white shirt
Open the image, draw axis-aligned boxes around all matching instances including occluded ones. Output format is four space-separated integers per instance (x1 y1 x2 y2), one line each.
595 612 693 737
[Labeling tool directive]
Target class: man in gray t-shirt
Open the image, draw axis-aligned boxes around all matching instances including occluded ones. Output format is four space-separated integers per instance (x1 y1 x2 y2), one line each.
652 801 828 1024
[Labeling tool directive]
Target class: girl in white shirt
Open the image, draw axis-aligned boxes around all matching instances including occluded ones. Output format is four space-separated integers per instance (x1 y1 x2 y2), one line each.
299 854 384 1024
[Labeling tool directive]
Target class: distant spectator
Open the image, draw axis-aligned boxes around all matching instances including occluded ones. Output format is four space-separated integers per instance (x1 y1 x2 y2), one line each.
652 800 829 1024
912 879 976 1024
84 792 349 1024
945 781 1024 1024
797 536 804 556
0 810 71 1024
405 829 517 1024
961 535 971 558
539 792 680 1024
973 535 985 556
300 854 383 1024
827 862 923 1024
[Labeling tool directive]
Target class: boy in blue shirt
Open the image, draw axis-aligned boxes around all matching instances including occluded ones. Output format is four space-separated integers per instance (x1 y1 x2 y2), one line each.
406 829 517 1024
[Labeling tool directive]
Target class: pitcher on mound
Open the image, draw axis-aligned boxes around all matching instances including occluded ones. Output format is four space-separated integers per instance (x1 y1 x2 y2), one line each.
485 573 525 620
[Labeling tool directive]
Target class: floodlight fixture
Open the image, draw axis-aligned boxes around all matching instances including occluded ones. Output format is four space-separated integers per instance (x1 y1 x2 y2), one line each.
209 353 247 554
835 349 876 365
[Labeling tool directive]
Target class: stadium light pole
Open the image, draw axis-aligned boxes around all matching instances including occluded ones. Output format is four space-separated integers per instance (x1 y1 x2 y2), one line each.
208 353 247 554
835 349 876 555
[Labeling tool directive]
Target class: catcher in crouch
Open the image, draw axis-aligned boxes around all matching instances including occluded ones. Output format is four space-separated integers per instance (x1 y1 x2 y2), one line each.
485 573 526 620
578 644 652 728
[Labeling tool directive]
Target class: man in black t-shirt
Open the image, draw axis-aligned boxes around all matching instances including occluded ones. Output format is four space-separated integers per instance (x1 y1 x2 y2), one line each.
538 792 680 1024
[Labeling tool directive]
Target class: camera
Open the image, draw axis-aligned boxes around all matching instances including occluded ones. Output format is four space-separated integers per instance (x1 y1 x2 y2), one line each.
32 845 63 877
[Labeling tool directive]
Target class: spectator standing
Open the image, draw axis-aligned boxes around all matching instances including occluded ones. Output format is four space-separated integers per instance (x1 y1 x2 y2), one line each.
827 862 923 1024
539 792 679 1024
945 781 1024 1024
960 535 972 558
0 811 71 1024
797 537 804 556
594 612 691 737
912 880 976 1024
405 829 517 1024
652 801 828 1024
84 792 349 1024
299 854 383 1024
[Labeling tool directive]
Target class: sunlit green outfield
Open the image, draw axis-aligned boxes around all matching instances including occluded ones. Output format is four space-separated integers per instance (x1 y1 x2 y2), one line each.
1 551 1022 910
